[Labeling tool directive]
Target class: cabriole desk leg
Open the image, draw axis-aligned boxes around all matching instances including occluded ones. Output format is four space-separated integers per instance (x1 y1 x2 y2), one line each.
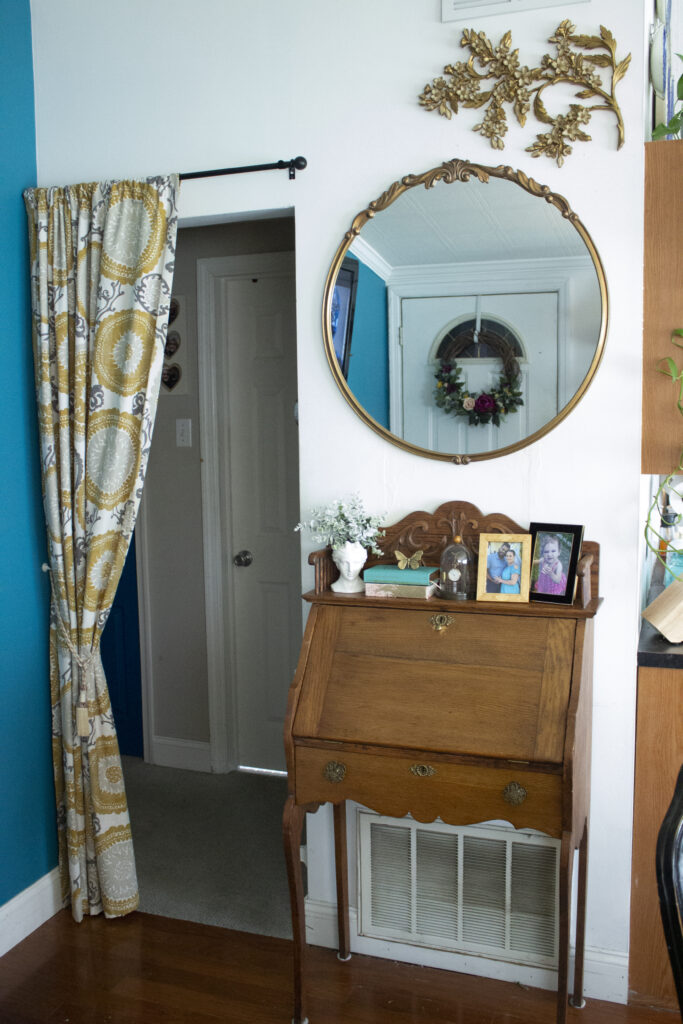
283 795 308 1024
333 801 351 961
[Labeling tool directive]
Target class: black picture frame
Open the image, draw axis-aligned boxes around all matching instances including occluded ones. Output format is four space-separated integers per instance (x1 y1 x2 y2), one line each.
529 522 584 604
330 256 358 379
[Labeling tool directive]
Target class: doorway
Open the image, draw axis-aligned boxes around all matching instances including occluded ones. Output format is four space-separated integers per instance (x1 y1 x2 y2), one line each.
130 215 300 775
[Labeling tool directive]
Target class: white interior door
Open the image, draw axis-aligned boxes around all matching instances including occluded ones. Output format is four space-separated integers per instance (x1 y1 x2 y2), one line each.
208 252 301 772
401 292 558 455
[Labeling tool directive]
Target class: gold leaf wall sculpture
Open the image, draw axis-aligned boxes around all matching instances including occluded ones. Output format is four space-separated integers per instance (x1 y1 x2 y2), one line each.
419 20 630 166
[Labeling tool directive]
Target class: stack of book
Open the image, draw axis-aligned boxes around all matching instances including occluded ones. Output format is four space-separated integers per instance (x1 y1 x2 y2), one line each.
363 564 438 598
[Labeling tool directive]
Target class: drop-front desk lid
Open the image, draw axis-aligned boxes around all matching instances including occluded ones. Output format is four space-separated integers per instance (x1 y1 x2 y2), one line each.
293 600 583 765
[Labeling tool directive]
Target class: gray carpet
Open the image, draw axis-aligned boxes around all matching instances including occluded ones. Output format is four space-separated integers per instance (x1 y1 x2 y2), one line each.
122 757 292 937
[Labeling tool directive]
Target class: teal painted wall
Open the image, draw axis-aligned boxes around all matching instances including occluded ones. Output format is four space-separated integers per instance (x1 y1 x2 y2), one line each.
0 0 58 905
347 261 389 428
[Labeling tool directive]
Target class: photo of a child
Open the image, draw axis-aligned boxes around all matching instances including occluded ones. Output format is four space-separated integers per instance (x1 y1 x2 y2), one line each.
529 523 584 605
534 534 568 596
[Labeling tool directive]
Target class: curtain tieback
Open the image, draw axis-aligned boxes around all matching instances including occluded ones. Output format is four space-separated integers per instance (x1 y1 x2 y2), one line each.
42 563 98 738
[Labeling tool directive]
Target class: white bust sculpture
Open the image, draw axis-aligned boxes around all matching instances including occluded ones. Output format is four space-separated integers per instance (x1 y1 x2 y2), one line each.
331 540 367 593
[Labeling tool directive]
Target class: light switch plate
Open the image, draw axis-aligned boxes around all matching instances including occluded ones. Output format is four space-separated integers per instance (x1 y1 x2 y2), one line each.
176 418 192 447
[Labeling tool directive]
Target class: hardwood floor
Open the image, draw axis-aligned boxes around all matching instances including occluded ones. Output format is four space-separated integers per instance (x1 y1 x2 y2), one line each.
0 910 675 1024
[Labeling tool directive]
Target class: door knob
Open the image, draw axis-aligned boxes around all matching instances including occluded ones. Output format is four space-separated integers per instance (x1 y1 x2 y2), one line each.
233 550 253 567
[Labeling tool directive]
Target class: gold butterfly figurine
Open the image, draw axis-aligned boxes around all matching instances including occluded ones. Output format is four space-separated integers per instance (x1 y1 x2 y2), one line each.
395 549 423 570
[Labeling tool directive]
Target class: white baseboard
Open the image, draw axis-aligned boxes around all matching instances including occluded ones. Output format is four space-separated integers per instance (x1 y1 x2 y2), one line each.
0 868 62 957
150 735 212 772
304 898 628 1005
580 945 629 1005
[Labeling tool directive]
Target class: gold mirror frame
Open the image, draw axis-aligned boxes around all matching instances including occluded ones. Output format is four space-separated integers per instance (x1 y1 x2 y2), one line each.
322 158 608 464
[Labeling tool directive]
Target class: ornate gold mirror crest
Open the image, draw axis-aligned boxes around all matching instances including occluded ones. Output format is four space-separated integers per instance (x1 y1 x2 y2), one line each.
419 21 630 166
322 158 608 464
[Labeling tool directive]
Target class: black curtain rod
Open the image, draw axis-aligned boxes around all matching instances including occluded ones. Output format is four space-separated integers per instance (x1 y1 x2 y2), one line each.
179 156 307 182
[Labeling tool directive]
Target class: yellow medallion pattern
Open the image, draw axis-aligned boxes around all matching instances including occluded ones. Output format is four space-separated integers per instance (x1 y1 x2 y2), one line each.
24 174 179 923
94 310 157 396
85 410 142 510
101 181 167 284
83 531 127 612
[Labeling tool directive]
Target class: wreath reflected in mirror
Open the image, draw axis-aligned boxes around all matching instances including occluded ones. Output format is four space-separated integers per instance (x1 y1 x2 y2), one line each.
433 326 524 427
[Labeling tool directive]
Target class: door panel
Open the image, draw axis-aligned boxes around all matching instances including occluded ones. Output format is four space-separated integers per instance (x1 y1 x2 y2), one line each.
218 258 301 771
401 292 558 455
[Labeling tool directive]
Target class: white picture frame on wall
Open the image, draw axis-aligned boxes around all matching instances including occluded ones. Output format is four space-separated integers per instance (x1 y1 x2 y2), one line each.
442 0 589 21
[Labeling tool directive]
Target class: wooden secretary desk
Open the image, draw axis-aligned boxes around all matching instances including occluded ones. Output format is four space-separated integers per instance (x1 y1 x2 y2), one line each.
283 502 600 1024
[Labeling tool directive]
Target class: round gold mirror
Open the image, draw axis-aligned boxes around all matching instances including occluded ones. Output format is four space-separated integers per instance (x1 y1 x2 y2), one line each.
322 159 607 463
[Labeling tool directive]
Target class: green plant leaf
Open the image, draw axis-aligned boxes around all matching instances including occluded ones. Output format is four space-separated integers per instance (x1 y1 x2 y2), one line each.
658 357 681 379
652 109 683 139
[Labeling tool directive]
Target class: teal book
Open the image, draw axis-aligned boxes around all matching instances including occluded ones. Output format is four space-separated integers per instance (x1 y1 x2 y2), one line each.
363 565 437 585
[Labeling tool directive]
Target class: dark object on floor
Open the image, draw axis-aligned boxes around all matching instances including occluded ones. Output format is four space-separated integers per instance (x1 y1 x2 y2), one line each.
657 762 683 1019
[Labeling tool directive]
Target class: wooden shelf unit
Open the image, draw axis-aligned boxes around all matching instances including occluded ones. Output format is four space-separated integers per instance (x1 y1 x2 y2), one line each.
630 138 683 1010
641 139 683 475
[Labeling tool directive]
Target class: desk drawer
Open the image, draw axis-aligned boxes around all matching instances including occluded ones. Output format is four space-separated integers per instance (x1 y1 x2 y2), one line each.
295 745 563 837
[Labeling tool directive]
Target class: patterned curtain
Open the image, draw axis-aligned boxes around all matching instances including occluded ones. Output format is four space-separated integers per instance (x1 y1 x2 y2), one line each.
24 176 179 920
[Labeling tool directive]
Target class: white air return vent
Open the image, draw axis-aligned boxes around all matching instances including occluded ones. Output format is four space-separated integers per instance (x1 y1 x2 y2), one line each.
359 813 559 967
442 0 589 21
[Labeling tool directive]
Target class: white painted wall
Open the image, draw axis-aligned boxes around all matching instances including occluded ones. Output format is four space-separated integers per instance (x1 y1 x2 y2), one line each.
30 0 649 1001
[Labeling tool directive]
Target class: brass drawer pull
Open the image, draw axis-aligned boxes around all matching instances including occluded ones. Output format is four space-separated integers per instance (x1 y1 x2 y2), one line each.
323 760 347 783
503 781 527 806
410 763 436 777
430 613 454 632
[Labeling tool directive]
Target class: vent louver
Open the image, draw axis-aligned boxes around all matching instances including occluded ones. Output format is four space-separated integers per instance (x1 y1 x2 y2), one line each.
361 814 559 967
370 823 412 931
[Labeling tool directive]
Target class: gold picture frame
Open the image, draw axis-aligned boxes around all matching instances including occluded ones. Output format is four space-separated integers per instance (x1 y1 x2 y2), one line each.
476 533 532 603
